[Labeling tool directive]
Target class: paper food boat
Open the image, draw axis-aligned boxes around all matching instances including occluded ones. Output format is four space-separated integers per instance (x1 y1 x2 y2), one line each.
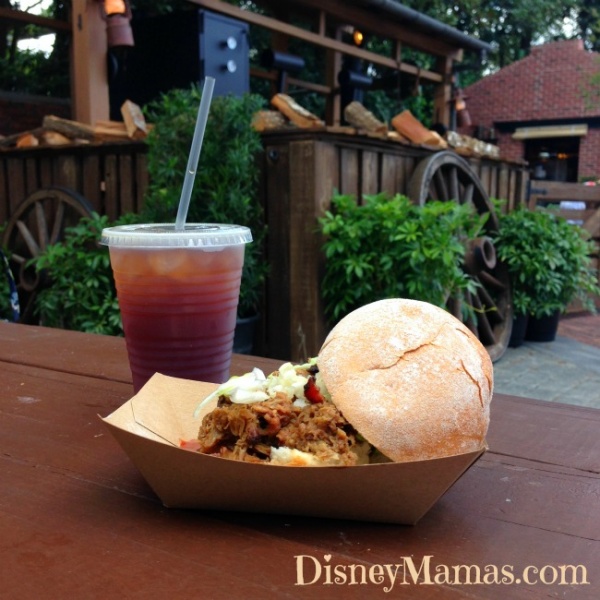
102 373 485 525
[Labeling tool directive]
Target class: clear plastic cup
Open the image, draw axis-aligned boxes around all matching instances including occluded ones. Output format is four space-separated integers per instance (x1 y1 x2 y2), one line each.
101 224 252 392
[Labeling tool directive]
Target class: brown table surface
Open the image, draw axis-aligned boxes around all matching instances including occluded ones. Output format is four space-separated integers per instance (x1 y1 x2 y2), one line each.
1 321 599 599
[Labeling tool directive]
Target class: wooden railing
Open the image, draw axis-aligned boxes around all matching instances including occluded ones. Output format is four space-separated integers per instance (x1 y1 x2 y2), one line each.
528 179 600 311
528 179 600 246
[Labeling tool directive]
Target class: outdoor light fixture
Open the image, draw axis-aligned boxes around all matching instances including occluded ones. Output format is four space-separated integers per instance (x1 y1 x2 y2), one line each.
100 0 134 48
261 49 305 93
353 29 365 46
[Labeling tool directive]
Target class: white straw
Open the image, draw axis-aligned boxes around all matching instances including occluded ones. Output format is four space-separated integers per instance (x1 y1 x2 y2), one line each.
175 76 216 230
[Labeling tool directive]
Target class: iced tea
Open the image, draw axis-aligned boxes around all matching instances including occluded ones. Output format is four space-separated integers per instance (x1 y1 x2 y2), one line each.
102 224 251 392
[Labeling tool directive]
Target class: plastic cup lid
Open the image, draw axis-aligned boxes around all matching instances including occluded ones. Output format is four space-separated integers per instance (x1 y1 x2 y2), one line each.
100 223 253 248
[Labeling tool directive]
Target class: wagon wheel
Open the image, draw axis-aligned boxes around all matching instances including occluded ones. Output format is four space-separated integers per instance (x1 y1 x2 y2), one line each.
1 187 94 323
408 151 512 362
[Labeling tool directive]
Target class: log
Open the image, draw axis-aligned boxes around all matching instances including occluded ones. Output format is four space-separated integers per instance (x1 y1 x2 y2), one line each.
391 109 447 148
94 120 130 141
343 101 388 134
251 110 287 132
0 127 45 148
270 94 325 128
43 115 96 141
41 131 72 146
121 100 148 139
16 132 40 148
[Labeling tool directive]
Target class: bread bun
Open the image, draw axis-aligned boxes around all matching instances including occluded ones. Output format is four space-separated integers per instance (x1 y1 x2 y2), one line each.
318 299 493 462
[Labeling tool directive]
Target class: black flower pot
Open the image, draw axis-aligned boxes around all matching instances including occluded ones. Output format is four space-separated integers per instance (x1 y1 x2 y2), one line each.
233 313 260 354
525 311 561 342
508 313 529 348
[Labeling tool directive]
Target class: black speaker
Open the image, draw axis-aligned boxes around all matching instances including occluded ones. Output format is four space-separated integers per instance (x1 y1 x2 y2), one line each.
109 9 249 116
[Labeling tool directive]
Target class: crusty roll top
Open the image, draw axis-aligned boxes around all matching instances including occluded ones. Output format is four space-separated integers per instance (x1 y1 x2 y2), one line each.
318 299 493 462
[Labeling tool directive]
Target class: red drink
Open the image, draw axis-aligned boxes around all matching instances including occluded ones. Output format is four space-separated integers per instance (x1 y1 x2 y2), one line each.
102 224 251 392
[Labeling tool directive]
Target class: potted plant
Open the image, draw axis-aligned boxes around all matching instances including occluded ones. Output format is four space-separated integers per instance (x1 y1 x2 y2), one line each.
142 86 268 352
319 192 486 325
493 205 599 343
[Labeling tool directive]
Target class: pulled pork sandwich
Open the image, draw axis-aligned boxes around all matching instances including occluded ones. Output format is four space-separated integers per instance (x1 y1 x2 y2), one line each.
192 359 372 466
192 298 494 466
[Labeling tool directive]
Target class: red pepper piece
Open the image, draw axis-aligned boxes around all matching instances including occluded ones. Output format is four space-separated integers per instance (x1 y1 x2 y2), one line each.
304 376 325 403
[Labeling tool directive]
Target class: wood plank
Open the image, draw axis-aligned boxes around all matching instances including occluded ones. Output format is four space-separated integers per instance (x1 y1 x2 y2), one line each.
380 152 399 193
339 146 359 196
37 154 53 189
0 321 132 384
0 321 281 382
288 140 319 361
401 154 416 196
103 153 119 221
81 152 102 212
497 163 509 202
479 162 492 197
6 156 27 216
262 141 293 360
54 153 79 190
361 149 379 195
529 180 600 205
118 152 134 215
24 155 39 196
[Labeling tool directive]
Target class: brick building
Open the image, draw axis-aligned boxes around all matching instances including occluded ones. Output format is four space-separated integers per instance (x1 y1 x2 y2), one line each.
462 39 600 182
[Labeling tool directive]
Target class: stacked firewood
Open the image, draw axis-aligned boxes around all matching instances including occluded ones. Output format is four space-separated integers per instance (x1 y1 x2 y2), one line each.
253 95 501 158
0 100 151 150
253 95 448 149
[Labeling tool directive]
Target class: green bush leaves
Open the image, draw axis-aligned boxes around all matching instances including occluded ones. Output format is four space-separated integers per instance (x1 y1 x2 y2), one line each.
319 192 487 323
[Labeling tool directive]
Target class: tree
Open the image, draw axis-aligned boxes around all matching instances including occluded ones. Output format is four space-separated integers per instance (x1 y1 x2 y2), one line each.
574 0 600 51
405 0 600 72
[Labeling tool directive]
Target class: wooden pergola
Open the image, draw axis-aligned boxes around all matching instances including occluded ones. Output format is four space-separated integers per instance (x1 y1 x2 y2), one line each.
1 0 492 127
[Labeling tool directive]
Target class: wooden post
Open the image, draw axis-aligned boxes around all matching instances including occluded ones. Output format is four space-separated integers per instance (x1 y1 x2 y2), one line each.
433 55 455 128
71 0 110 125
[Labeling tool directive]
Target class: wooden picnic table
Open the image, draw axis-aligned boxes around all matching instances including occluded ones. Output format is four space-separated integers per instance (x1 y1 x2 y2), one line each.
1 321 598 599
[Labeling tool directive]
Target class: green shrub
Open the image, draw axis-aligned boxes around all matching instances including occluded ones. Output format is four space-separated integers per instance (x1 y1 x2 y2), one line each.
493 205 600 317
319 192 486 323
33 213 126 335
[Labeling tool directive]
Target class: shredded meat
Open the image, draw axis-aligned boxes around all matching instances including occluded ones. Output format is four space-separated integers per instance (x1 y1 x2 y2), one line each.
196 393 364 465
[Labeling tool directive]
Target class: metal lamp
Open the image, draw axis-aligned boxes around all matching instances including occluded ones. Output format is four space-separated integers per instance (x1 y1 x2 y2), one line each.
102 0 134 48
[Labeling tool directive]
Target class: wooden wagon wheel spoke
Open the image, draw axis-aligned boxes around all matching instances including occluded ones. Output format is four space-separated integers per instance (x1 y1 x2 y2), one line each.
1 187 94 324
433 169 448 200
49 200 66 245
35 201 50 251
408 151 512 362
476 283 503 323
16 220 42 258
448 166 460 201
462 182 474 205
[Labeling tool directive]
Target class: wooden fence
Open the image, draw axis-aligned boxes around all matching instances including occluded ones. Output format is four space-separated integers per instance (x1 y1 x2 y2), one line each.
0 141 148 224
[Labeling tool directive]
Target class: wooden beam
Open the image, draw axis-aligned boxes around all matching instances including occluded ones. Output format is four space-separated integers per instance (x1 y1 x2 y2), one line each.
259 0 462 58
0 7 71 32
188 0 444 83
70 0 110 125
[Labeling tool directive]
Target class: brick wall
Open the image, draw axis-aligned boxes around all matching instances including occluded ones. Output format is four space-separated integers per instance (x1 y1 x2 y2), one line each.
0 92 71 137
463 40 600 179
579 132 600 180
